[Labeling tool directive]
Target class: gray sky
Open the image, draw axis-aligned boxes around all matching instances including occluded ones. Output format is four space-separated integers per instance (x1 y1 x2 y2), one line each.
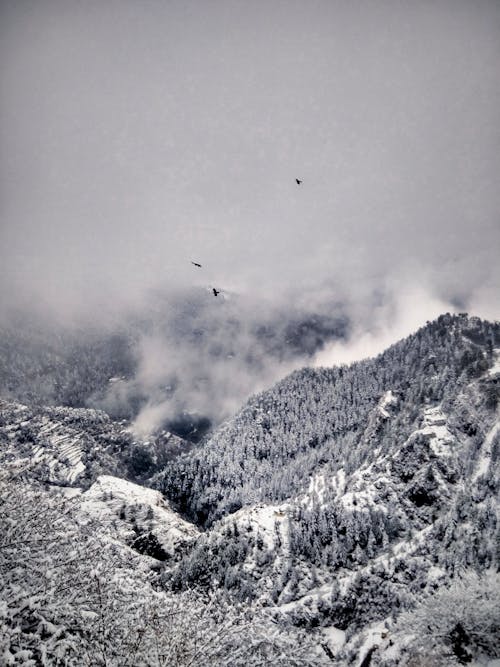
1 0 499 324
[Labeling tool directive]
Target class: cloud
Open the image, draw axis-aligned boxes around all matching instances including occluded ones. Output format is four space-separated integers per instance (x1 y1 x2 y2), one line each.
312 282 456 368
0 1 498 428
1 0 499 321
101 288 349 436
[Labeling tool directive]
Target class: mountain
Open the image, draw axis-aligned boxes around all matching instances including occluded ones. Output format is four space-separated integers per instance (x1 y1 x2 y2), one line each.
158 313 499 663
0 399 192 487
1 471 319 666
161 313 498 524
0 295 349 439
1 313 499 666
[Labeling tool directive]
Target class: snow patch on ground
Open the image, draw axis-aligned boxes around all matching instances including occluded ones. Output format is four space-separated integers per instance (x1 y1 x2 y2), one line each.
378 390 398 418
421 406 454 456
79 475 199 557
56 486 83 498
229 502 289 550
278 581 333 612
321 625 346 654
85 475 165 506
342 484 382 512
487 349 500 377
472 414 500 483
355 621 390 667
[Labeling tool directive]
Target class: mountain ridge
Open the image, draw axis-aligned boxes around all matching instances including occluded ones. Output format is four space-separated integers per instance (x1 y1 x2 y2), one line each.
160 313 499 525
1 313 499 665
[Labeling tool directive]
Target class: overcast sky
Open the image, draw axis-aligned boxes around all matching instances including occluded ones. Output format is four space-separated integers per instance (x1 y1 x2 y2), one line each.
1 0 499 326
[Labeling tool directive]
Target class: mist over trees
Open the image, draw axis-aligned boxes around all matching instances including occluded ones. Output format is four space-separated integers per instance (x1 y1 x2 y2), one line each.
0 295 349 438
161 314 499 524
2 0 499 661
1 314 499 666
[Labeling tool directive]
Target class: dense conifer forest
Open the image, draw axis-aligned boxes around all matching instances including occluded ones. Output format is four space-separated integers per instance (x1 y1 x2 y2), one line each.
1 314 499 665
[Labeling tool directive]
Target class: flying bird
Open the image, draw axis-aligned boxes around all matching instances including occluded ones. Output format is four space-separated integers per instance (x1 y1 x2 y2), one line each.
191 261 202 268
212 288 220 297
295 178 302 185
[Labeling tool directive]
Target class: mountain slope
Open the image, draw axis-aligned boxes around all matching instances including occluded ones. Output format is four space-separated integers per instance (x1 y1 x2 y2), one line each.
0 399 191 488
157 314 499 664
161 314 498 525
0 472 326 666
1 313 499 666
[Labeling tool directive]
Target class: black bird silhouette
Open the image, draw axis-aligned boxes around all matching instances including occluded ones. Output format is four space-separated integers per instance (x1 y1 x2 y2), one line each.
212 288 220 297
295 178 302 185
191 261 202 268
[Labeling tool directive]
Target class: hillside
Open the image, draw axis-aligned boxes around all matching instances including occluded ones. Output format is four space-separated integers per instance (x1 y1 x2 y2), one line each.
0 399 192 488
1 313 499 666
158 313 500 664
162 314 499 524
0 298 348 440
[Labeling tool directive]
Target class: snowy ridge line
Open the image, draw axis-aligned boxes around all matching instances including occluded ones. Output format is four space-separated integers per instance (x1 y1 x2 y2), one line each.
78 475 199 558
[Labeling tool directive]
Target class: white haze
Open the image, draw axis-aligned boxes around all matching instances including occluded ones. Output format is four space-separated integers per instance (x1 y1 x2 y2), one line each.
1 0 499 431
102 288 336 436
313 283 454 368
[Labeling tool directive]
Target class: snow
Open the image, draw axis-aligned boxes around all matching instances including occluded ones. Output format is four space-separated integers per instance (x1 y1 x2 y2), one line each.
342 485 382 512
423 406 447 427
378 390 398 418
79 475 199 557
487 349 500 376
304 469 346 509
472 415 500 483
31 446 44 462
229 503 289 549
278 581 335 613
420 406 454 456
321 626 346 653
68 460 85 483
85 475 166 506
391 525 434 557
57 486 83 498
355 621 390 667
303 408 440 515
426 565 446 583
16 417 88 484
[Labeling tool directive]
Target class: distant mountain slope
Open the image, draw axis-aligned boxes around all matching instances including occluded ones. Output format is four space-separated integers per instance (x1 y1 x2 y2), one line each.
0 321 136 410
157 314 499 663
1 313 499 665
0 399 192 488
0 297 349 438
161 314 499 525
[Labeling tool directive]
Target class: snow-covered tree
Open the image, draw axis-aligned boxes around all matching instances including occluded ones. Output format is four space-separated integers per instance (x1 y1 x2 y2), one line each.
0 471 328 665
393 570 500 665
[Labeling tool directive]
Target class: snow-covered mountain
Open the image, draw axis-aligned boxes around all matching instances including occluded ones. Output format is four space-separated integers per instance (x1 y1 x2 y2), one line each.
159 313 499 663
0 399 191 487
0 295 348 437
1 313 499 666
